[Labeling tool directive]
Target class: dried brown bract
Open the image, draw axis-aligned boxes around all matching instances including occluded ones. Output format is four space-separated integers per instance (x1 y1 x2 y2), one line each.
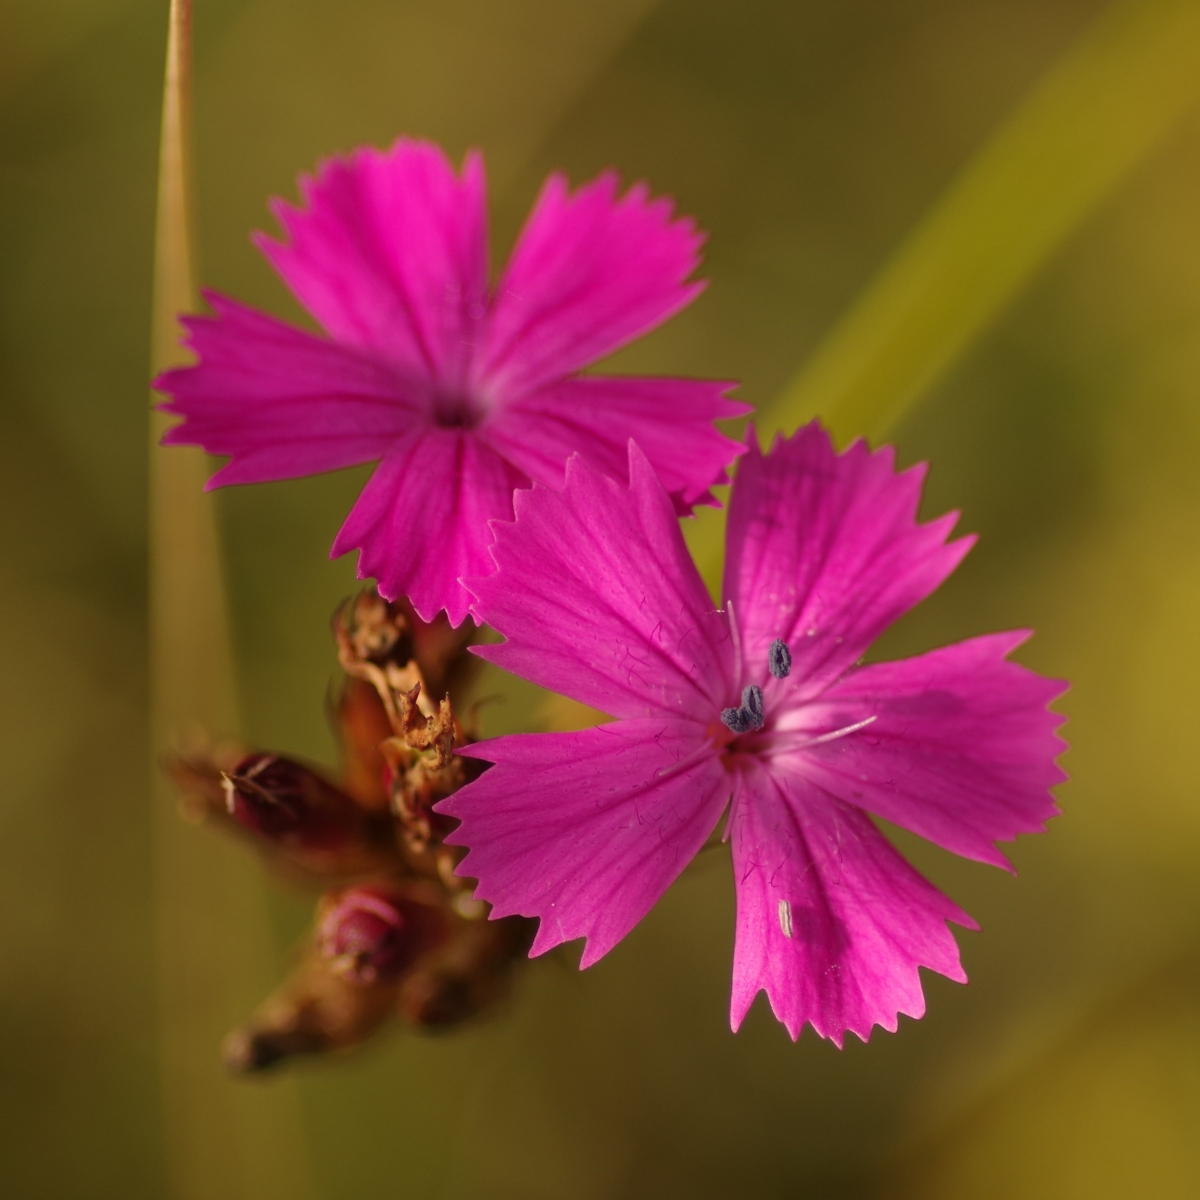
165 587 533 1073
381 685 465 859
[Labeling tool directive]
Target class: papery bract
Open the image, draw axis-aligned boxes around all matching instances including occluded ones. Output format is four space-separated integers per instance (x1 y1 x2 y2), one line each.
154 138 747 625
439 423 1067 1044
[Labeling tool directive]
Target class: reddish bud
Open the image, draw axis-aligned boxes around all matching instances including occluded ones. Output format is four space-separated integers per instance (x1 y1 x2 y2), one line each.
334 676 394 812
223 754 360 849
316 887 416 985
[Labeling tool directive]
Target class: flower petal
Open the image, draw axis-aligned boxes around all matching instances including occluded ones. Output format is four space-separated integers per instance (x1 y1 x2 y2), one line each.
723 424 974 698
331 427 527 626
441 719 729 966
730 766 975 1045
255 138 488 388
481 171 704 396
788 632 1067 869
155 292 421 485
466 444 735 720
484 375 748 514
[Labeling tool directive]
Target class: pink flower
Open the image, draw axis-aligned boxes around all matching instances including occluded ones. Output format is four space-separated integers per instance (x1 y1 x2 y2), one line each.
154 138 747 625
438 423 1067 1044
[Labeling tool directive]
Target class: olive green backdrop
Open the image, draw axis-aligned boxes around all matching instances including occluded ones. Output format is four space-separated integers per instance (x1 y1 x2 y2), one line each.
3 0 1200 1196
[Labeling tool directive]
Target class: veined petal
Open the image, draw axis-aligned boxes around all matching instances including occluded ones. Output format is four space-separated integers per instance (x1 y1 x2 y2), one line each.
155 292 421 485
480 171 704 396
787 632 1067 869
484 375 748 514
723 424 974 698
256 139 488 388
730 766 975 1045
331 427 527 627
441 719 729 967
466 444 735 720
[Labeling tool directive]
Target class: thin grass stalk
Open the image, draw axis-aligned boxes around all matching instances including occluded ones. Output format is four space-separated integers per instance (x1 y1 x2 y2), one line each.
149 3 316 1197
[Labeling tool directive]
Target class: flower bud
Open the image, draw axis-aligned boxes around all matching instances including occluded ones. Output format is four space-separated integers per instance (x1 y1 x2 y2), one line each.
223 754 358 847
316 887 416 985
333 676 394 812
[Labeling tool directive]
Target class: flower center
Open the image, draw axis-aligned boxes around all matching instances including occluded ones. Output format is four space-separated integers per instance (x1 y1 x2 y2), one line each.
719 637 792 734
431 389 484 429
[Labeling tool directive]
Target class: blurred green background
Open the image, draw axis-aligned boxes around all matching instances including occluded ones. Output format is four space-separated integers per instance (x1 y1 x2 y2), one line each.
4 0 1200 1196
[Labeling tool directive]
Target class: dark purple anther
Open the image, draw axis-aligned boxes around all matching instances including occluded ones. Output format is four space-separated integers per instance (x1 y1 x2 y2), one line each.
768 638 792 679
720 684 766 735
721 706 755 734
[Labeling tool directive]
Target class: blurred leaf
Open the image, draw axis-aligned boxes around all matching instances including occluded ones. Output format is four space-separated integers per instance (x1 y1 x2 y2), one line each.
886 950 1200 1199
768 0 1200 447
690 0 1200 587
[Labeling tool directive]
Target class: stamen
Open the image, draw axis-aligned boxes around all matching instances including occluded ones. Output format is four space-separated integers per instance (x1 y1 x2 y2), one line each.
804 714 877 746
720 706 756 735
763 715 878 753
653 740 721 783
778 900 793 938
768 638 792 679
726 599 744 689
720 684 766 735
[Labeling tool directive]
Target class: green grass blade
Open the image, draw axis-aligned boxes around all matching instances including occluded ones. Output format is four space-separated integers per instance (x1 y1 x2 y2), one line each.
149 4 316 1198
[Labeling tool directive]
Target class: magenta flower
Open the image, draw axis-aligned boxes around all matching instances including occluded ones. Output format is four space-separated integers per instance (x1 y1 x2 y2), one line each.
439 423 1067 1044
154 138 747 625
